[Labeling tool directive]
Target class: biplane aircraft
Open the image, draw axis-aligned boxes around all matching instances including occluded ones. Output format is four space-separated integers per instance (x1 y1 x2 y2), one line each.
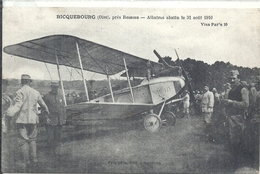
3 35 193 132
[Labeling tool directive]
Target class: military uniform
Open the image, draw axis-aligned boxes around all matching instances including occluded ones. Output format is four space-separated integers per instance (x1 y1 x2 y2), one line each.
43 82 66 154
201 86 215 141
223 70 249 167
6 74 49 171
226 83 249 146
201 90 214 123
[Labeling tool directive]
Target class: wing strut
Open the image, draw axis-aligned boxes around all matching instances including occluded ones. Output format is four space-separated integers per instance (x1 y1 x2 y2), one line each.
55 53 67 106
76 42 89 102
123 57 135 103
106 65 115 102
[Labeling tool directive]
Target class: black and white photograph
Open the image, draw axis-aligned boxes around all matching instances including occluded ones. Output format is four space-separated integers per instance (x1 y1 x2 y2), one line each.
2 1 260 173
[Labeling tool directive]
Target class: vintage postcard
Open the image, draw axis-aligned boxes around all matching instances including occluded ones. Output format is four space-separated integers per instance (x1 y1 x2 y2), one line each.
2 1 260 173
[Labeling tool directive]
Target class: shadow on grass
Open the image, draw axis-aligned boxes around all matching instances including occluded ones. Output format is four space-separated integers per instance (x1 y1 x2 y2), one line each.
62 116 144 142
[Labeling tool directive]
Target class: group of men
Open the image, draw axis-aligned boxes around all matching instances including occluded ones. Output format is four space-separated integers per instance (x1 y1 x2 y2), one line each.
180 69 259 170
198 70 259 170
2 74 66 172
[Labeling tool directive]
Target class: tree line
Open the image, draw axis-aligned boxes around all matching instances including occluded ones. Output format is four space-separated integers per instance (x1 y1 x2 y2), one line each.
160 56 260 92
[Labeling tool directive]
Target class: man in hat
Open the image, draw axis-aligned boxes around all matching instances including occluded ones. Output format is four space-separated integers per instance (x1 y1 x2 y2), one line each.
201 85 215 141
223 70 249 165
43 81 66 156
5 74 50 171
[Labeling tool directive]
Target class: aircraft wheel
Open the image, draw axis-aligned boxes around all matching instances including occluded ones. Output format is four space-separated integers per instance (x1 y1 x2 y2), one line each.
143 114 162 132
161 111 176 126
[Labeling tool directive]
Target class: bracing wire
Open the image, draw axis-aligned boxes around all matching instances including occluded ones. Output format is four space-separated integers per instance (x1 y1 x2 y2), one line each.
64 66 75 81
89 73 96 80
59 58 79 81
69 67 73 81
56 52 83 78
44 62 53 81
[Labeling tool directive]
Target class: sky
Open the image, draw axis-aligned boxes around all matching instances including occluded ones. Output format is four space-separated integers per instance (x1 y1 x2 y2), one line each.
2 3 260 81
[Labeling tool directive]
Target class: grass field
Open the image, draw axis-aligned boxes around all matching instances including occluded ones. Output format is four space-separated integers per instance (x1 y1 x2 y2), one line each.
2 114 257 173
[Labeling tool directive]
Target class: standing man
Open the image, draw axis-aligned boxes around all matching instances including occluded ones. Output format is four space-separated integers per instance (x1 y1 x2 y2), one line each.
223 70 249 165
5 74 50 171
194 90 202 114
182 90 190 119
220 83 231 100
212 87 221 119
43 81 66 155
201 85 215 141
212 87 222 138
220 83 231 123
212 88 220 107
219 83 232 143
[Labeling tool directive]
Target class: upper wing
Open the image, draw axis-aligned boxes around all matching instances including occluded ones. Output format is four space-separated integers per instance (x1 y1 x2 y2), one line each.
3 35 164 75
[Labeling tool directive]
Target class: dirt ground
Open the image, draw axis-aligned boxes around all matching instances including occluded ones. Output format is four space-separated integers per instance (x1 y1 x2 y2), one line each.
2 113 258 173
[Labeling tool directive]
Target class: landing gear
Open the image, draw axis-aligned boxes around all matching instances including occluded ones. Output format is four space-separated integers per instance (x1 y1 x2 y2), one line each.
143 101 177 132
143 114 162 132
161 111 176 126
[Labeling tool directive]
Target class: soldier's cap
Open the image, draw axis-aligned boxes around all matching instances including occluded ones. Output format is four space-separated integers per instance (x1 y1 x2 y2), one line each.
50 81 59 87
21 74 32 81
229 70 239 78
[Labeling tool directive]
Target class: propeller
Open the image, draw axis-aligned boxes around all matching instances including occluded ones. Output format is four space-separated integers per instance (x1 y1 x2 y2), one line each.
153 49 195 102
174 49 195 102
153 50 170 68
153 50 182 77
153 49 195 101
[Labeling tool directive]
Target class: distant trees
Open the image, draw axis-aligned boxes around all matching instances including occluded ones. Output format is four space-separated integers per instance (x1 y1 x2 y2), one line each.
160 56 260 92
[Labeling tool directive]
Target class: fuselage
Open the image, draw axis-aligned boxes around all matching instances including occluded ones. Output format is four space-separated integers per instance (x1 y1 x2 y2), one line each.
91 76 185 105
66 76 185 121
